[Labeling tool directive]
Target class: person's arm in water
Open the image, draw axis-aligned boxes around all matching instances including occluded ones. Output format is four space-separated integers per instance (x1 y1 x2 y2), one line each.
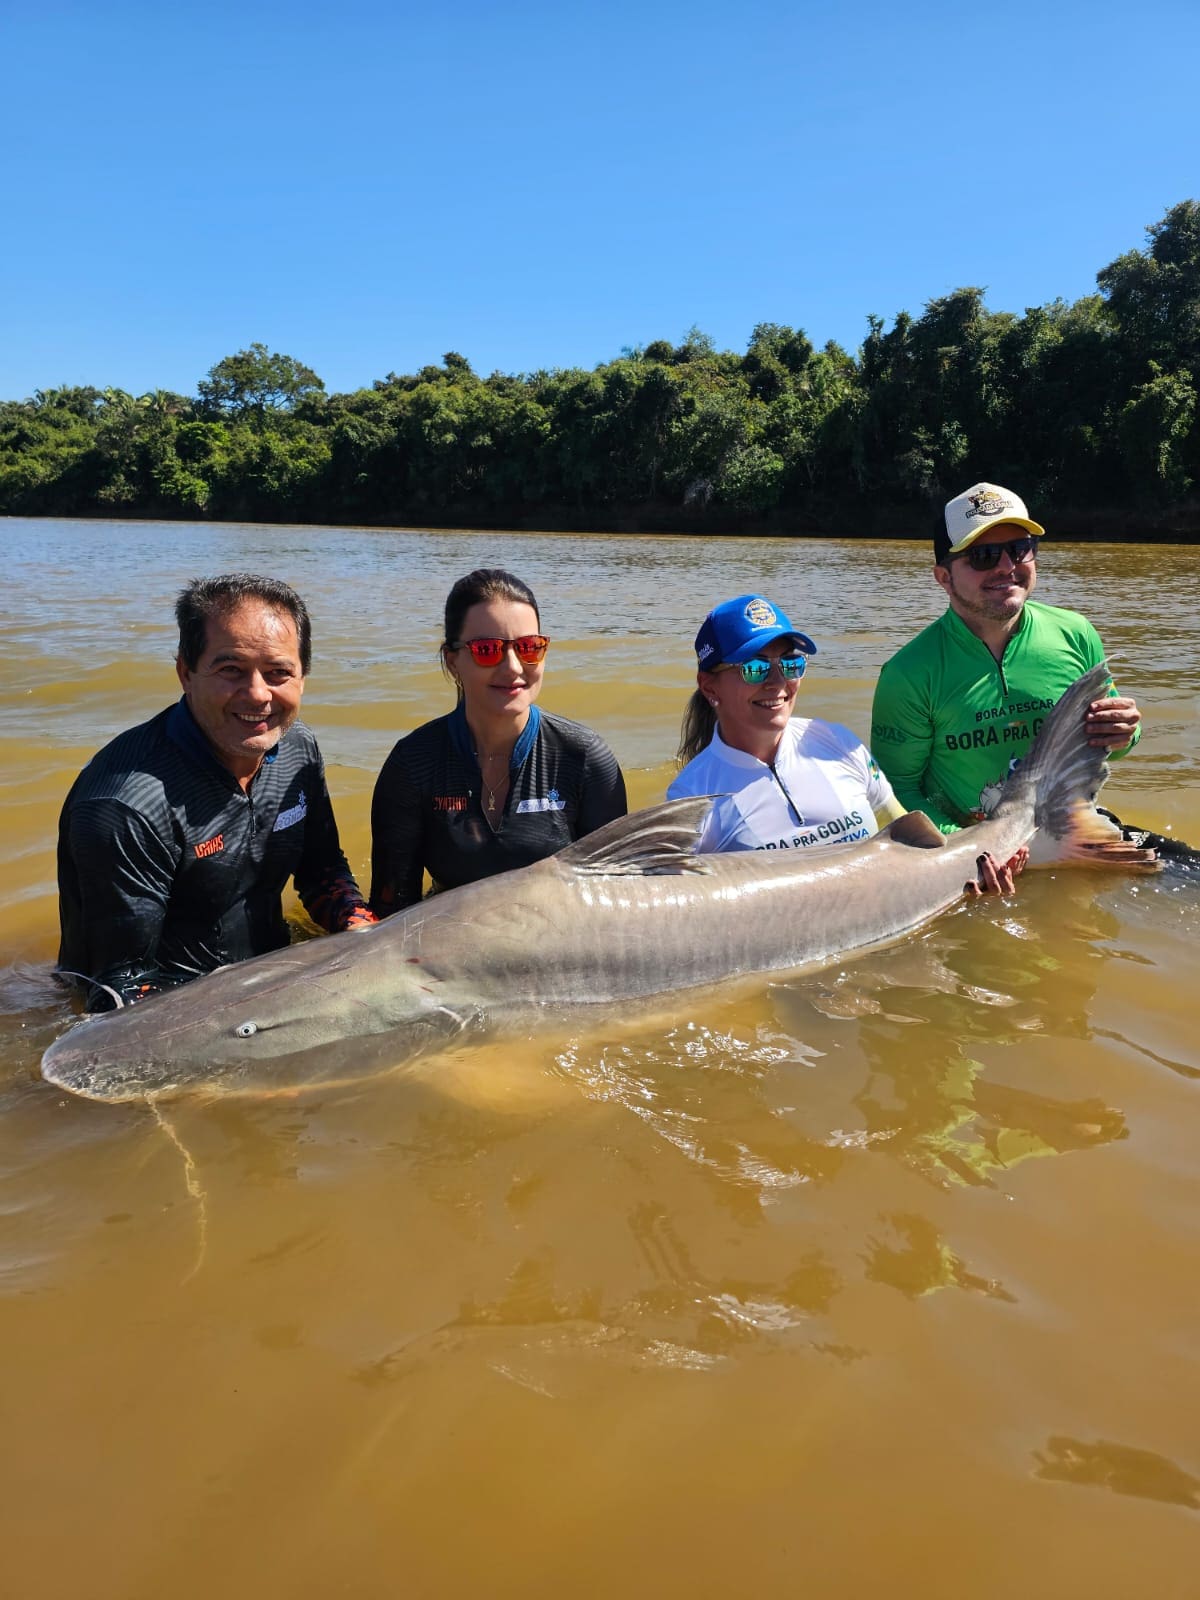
60 799 190 1009
573 734 628 837
369 743 428 917
862 739 908 831
292 758 376 932
863 734 1025 895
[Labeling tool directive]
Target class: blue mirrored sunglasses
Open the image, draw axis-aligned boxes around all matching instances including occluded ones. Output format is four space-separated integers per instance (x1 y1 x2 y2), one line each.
718 653 808 685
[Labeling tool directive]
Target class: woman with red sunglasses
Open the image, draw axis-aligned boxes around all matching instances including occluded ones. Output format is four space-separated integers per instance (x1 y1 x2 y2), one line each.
369 569 626 915
669 594 1021 893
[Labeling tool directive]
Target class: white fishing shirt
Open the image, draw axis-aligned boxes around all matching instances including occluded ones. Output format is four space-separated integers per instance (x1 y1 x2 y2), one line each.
667 718 899 854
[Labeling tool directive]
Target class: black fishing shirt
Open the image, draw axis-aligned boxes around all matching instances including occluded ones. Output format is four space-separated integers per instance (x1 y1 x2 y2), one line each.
57 699 367 1009
369 705 627 915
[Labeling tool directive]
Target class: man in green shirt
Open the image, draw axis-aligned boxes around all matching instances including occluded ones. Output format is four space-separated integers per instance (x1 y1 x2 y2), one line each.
871 482 1142 834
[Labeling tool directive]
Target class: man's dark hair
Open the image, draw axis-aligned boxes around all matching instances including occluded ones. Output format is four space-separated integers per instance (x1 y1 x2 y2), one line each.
175 574 312 673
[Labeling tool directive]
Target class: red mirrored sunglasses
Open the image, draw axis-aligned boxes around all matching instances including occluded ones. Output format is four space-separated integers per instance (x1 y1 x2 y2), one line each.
453 634 550 667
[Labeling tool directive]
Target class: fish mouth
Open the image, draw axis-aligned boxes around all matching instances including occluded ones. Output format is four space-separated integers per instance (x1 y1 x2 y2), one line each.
40 1008 186 1102
39 978 475 1103
41 1041 182 1103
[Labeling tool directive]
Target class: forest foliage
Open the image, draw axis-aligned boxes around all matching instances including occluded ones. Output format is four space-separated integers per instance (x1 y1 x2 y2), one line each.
3 203 1199 535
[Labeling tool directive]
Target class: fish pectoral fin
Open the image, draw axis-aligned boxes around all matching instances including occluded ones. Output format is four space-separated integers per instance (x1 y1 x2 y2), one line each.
557 798 715 876
886 811 948 850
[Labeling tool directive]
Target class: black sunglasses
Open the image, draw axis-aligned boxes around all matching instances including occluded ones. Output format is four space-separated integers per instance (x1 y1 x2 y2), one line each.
951 535 1040 571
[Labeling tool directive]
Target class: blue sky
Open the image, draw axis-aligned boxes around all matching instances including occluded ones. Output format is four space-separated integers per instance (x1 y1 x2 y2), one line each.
3 0 1197 400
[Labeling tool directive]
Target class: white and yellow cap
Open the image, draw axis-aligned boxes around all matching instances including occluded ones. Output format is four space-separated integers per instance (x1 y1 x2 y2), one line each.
939 482 1045 560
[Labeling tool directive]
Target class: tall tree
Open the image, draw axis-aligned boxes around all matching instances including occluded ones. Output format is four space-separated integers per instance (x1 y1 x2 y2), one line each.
197 344 325 422
1098 200 1200 372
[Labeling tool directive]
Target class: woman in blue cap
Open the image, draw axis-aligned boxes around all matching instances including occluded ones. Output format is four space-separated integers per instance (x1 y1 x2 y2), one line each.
669 594 1022 890
669 594 903 854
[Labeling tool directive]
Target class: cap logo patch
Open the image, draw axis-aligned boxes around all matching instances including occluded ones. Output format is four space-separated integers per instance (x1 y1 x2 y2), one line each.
697 642 715 662
966 489 1011 520
744 598 777 627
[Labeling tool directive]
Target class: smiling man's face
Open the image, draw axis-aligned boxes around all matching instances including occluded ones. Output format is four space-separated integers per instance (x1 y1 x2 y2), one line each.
935 523 1039 630
176 598 305 784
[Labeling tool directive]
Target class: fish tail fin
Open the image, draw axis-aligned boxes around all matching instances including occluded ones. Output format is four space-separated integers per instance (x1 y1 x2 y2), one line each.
1026 800 1161 869
999 662 1160 873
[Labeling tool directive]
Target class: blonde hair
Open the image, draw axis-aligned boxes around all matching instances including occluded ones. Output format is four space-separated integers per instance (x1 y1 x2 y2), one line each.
677 688 717 766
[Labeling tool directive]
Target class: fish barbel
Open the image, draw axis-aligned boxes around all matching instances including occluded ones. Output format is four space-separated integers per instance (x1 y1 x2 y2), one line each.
40 663 1156 1102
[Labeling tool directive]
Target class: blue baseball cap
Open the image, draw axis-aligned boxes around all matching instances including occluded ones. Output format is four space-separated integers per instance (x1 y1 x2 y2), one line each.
694 595 817 669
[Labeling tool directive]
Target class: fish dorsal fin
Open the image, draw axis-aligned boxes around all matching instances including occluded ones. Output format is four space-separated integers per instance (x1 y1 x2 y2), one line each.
557 798 715 876
886 810 947 850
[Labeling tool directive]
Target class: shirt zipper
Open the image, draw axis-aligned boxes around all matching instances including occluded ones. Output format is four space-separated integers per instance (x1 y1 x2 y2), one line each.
768 762 805 827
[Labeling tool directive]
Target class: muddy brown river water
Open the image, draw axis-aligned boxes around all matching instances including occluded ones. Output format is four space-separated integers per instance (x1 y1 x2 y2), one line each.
2 518 1198 1598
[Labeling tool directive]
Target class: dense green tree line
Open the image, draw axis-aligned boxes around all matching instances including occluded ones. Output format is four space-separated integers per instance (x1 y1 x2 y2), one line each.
3 203 1199 535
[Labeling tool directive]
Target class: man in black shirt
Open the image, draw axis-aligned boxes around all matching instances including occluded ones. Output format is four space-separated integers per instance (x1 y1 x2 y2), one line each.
57 573 373 1011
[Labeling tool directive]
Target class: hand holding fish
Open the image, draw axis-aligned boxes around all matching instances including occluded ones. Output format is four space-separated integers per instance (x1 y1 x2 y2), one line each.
1085 695 1140 750
344 907 380 931
965 846 1029 898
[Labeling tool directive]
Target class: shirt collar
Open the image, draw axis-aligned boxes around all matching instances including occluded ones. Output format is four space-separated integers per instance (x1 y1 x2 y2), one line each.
166 696 279 774
708 722 788 772
449 702 541 770
943 600 1032 653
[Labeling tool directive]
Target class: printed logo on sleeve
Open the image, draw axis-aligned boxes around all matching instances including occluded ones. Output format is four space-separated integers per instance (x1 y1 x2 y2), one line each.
272 791 308 831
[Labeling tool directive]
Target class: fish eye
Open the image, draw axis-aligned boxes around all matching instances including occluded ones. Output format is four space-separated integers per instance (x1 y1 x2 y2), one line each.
235 1021 258 1038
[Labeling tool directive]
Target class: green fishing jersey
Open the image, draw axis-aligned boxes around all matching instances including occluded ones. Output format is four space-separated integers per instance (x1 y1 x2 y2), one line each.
871 600 1139 832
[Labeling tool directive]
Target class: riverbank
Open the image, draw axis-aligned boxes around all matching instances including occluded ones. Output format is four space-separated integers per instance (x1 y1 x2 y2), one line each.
11 496 1200 541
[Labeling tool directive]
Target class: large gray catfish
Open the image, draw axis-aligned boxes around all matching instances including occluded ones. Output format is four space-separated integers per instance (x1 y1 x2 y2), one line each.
41 663 1155 1103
